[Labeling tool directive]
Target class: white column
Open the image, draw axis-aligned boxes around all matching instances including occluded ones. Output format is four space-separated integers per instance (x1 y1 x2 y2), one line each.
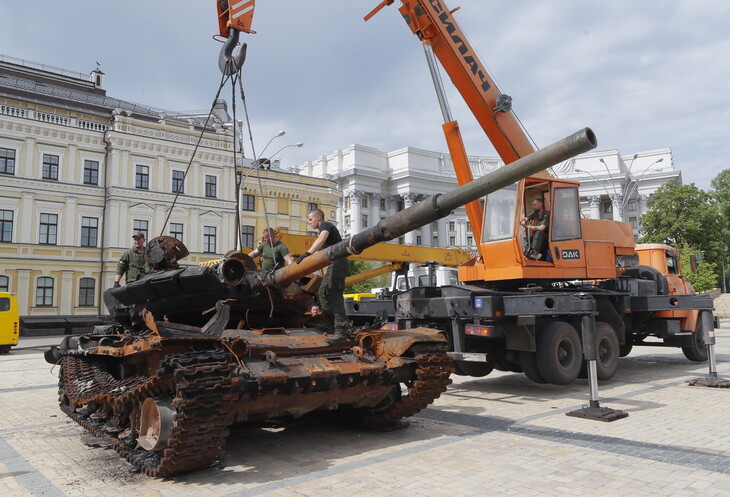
16 269 31 316
589 196 601 220
64 198 77 247
60 270 74 314
66 144 78 184
189 208 200 253
610 194 623 222
370 193 381 228
402 193 417 245
436 219 447 247
18 193 34 243
349 191 362 235
23 138 36 179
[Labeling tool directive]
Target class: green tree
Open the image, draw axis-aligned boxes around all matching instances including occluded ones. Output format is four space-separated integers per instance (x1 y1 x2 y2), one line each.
344 260 392 294
639 181 726 277
710 168 730 221
677 245 718 293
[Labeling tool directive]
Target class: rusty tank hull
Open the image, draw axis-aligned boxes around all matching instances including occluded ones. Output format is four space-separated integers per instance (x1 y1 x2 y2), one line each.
46 129 597 476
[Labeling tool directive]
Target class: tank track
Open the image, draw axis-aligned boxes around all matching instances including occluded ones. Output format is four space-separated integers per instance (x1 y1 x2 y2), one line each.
58 349 238 477
359 343 453 425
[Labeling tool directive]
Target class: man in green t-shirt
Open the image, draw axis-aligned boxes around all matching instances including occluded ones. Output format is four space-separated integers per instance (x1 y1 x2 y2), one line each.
249 228 294 270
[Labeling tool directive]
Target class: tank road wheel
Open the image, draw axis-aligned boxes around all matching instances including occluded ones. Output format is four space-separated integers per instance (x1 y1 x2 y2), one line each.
453 360 493 377
536 321 582 385
682 320 708 362
519 351 547 384
137 397 175 451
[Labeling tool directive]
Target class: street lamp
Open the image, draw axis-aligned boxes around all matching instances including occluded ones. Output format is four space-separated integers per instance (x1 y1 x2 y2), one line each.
258 129 286 159
622 158 664 207
574 168 615 197
598 158 620 198
267 141 304 163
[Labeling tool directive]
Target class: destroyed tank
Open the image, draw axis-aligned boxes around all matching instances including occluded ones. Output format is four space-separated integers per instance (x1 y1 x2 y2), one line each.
45 129 596 476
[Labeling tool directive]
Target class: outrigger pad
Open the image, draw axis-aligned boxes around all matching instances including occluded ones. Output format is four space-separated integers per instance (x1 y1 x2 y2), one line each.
686 375 730 388
566 406 629 422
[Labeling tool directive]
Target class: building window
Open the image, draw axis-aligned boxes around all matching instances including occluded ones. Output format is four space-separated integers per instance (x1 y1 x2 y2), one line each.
241 225 254 249
205 175 217 198
380 198 386 211
307 202 318 213
0 147 15 175
449 236 456 245
42 154 59 180
433 235 439 246
0 210 12 242
467 235 473 246
83 160 99 185
78 278 95 307
396 199 404 212
170 223 184 242
431 222 439 231
0 275 8 292
307 231 317 237
133 219 149 241
344 215 351 228
603 201 613 214
39 213 58 245
172 170 185 194
35 277 54 307
135 165 149 189
344 197 351 209
242 194 255 211
627 199 636 211
416 235 422 245
629 216 638 230
466 222 472 233
448 221 455 232
203 226 217 253
361 196 368 209
398 236 405 245
81 217 98 247
362 215 368 228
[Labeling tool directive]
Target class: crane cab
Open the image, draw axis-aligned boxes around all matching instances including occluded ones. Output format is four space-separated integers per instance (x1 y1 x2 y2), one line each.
458 176 636 286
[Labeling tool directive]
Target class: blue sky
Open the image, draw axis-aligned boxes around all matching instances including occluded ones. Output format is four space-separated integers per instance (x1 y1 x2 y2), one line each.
1 0 728 189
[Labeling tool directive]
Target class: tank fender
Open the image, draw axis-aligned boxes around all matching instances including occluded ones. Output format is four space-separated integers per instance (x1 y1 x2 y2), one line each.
359 328 447 362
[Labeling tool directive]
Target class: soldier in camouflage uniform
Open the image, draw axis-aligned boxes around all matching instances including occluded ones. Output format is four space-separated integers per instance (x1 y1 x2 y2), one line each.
114 231 146 287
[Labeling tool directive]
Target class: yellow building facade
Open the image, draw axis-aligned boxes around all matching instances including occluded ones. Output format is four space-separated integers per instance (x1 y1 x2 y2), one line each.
0 56 338 322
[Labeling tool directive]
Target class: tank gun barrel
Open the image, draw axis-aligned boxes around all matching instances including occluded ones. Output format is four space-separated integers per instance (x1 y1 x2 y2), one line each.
271 127 597 288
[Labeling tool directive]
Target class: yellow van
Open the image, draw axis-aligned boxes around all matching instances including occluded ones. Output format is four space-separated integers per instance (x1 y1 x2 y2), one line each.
0 292 19 354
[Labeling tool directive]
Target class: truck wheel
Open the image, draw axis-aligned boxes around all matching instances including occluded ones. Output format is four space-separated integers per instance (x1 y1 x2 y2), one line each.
495 355 523 373
454 360 493 377
682 321 708 362
619 340 633 358
595 322 620 380
0 345 10 354
536 321 582 385
519 351 547 384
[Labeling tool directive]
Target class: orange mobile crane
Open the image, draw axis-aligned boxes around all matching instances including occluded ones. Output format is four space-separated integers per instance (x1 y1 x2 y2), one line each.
217 1 723 417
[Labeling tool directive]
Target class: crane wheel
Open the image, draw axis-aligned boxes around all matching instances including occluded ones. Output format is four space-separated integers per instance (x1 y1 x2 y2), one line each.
536 321 582 385
519 351 547 384
682 320 708 362
579 322 620 380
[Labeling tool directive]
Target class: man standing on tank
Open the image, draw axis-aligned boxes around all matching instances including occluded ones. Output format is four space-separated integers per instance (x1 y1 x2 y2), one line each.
249 227 294 270
114 231 146 287
298 208 350 343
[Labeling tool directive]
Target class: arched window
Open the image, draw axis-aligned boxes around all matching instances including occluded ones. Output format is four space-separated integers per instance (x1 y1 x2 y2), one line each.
35 277 54 307
0 275 8 292
79 278 95 307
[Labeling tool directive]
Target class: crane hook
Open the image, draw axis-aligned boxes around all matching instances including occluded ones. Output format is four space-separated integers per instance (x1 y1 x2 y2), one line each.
219 27 247 75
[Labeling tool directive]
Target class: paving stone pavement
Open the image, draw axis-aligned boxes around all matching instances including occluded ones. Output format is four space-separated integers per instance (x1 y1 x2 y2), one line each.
0 330 728 496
